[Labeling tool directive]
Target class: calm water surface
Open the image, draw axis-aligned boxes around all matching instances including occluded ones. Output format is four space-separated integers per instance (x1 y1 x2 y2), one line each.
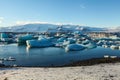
0 44 120 66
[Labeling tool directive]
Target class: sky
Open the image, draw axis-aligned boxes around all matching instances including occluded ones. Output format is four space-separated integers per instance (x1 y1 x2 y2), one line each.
0 0 120 27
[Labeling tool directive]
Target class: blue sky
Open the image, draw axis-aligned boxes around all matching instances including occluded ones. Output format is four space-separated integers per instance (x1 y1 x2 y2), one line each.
0 0 120 27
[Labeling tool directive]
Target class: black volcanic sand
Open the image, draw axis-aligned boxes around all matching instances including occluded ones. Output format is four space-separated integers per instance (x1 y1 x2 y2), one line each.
63 57 120 67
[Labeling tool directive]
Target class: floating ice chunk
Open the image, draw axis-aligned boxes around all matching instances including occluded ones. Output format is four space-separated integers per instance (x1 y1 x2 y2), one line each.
83 43 97 49
110 45 119 50
65 44 85 51
17 34 34 44
57 37 66 42
82 39 90 45
26 38 54 48
67 38 76 44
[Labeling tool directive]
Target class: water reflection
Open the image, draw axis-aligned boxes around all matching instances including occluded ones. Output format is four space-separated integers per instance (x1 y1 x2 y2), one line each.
26 46 30 55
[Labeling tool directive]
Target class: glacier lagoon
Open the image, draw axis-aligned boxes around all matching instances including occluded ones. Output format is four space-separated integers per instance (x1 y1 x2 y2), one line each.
0 43 120 67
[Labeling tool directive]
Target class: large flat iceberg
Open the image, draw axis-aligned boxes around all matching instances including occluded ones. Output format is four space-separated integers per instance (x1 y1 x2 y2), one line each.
26 38 54 48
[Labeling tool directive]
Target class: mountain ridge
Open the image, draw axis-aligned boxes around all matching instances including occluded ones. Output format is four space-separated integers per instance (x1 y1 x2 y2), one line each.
0 23 117 32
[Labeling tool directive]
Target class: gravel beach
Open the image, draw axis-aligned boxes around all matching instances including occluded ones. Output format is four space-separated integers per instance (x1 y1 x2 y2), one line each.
0 63 120 80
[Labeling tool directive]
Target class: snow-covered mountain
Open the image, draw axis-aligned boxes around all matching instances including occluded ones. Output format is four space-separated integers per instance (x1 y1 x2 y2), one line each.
107 26 120 32
0 24 58 32
0 23 109 32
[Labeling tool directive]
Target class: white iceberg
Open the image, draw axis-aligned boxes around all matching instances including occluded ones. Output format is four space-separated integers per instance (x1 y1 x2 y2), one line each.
110 45 119 50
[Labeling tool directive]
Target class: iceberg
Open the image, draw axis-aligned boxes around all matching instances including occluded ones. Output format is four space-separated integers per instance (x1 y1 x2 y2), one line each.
97 40 104 46
83 43 97 49
82 39 89 45
76 39 82 44
26 38 54 48
67 38 76 44
65 44 85 51
0 33 13 42
102 45 109 48
17 34 36 45
57 37 66 43
1 33 9 38
110 45 119 50
73 31 83 35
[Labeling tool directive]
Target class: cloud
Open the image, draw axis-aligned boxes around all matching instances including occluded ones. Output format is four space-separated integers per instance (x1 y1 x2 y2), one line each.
15 21 74 25
16 21 49 25
80 4 86 9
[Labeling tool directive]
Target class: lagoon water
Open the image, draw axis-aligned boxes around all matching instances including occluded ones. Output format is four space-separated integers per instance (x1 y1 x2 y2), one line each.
0 44 120 67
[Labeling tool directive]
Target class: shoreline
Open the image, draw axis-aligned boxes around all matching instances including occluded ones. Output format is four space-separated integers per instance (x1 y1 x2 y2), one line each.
64 57 120 67
1 57 120 80
1 57 120 67
0 57 120 80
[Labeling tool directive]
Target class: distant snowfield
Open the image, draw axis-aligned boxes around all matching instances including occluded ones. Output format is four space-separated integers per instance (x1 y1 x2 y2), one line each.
0 23 109 32
0 63 120 80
